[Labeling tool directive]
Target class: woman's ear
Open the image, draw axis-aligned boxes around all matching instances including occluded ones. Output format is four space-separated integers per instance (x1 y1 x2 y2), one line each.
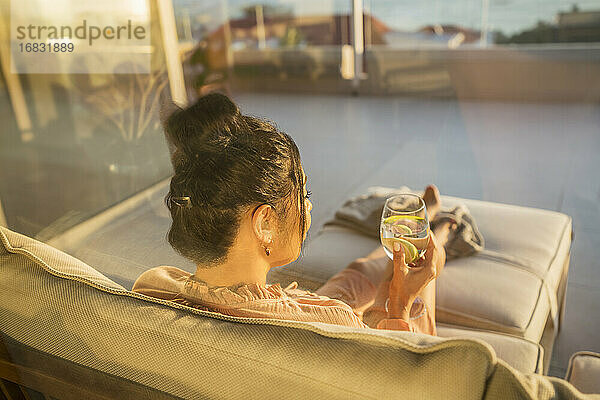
251 204 276 244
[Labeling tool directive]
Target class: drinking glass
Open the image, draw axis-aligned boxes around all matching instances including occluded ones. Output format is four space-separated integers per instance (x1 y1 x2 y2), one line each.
380 193 429 320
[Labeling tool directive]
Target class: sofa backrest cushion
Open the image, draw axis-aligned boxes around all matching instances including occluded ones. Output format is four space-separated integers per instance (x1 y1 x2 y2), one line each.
1 227 125 291
1 226 502 399
566 352 600 395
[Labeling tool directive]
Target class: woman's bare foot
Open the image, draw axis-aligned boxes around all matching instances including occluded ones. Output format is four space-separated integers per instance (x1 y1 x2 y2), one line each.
423 184 441 220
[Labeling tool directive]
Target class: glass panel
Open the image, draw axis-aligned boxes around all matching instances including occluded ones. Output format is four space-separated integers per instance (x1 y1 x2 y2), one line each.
173 0 352 96
0 0 173 239
364 0 484 48
490 1 600 45
362 0 600 99
365 0 600 48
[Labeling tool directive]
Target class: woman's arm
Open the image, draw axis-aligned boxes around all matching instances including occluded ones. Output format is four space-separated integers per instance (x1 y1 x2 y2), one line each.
363 234 445 333
362 279 415 330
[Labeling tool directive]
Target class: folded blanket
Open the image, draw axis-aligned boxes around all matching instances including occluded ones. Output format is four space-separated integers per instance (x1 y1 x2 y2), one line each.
324 186 484 260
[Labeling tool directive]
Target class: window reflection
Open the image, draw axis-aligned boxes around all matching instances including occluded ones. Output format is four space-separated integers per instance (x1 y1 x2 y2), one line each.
365 0 600 48
0 0 172 239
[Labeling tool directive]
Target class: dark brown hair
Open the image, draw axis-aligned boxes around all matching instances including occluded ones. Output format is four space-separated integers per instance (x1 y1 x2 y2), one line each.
163 93 306 266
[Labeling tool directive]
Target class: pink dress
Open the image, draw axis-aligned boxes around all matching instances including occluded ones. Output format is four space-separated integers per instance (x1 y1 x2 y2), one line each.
132 266 436 335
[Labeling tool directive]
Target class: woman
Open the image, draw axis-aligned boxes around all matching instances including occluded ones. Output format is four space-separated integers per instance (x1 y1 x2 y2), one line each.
133 93 454 335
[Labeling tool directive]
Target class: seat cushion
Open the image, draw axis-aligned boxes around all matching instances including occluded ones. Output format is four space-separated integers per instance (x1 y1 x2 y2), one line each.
437 324 543 374
1 226 507 399
268 196 572 342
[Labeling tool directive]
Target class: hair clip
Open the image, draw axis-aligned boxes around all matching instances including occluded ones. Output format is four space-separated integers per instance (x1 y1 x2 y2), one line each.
171 196 192 209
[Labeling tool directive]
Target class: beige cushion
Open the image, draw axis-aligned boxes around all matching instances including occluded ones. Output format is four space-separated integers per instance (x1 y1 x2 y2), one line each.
566 352 600 395
437 324 543 374
2 225 586 399
269 196 572 343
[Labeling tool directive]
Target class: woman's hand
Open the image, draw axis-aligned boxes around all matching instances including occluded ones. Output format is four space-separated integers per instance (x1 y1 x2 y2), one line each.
387 232 446 320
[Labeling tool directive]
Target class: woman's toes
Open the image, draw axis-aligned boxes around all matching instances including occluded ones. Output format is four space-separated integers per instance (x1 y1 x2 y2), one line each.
423 184 441 218
423 184 441 207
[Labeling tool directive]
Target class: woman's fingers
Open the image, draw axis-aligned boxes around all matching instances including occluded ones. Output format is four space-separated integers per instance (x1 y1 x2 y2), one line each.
389 237 440 307
392 241 408 271
405 233 438 283
422 231 444 278
425 231 438 257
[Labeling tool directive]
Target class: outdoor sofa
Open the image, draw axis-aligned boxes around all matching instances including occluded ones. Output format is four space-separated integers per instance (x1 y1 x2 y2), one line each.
1 178 599 399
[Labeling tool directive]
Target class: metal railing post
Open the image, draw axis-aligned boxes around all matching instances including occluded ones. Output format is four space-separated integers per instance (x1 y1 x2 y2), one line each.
157 0 187 107
351 0 364 93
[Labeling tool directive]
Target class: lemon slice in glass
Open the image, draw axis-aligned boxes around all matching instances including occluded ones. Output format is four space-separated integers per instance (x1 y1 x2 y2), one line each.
390 224 412 235
381 237 419 263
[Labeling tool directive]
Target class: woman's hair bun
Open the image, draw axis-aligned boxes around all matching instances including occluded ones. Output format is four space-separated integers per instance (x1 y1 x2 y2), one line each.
163 93 240 163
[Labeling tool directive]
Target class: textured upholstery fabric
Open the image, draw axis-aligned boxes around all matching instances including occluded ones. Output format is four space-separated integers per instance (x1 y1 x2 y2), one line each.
270 197 572 344
1 227 125 291
437 324 543 374
566 352 600 395
0 226 589 399
484 362 591 400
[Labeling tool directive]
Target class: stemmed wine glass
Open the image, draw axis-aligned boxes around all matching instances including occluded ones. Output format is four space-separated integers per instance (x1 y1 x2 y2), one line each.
380 193 429 320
